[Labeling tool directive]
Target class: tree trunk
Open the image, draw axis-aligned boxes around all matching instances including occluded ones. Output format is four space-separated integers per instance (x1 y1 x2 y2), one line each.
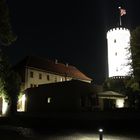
6 95 17 117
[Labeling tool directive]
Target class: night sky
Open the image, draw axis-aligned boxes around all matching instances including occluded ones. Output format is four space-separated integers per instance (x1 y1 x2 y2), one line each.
3 0 140 84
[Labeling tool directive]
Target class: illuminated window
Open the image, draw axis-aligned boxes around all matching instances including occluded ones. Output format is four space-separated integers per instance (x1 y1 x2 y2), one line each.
47 75 50 81
39 73 42 79
30 71 34 78
47 97 51 103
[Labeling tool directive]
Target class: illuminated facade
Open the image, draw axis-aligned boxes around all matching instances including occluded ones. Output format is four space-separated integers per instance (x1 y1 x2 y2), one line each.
15 56 92 92
15 56 92 112
98 91 126 110
107 27 131 77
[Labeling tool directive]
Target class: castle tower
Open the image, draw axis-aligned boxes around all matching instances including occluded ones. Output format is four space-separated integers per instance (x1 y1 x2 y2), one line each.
106 27 131 78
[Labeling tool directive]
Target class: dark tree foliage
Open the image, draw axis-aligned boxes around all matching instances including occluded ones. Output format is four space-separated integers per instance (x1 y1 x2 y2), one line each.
0 51 21 116
0 0 16 46
0 0 20 116
103 77 140 109
130 26 140 85
103 78 126 94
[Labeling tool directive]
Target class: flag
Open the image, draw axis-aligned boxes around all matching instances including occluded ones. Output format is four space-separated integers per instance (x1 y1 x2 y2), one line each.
120 8 126 16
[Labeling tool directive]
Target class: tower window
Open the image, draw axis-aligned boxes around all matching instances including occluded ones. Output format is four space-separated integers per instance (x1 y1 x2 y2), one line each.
114 39 116 43
115 52 117 56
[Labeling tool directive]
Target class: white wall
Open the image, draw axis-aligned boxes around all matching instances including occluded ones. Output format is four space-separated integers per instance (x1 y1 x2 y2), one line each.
24 67 72 90
107 27 131 77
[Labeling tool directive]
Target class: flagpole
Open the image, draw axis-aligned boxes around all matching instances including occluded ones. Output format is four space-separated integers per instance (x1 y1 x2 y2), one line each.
118 7 122 26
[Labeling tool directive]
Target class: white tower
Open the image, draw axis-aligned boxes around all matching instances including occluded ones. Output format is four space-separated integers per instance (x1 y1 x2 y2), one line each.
106 27 131 78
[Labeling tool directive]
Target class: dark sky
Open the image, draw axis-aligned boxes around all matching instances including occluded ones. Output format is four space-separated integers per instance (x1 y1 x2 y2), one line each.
3 0 140 84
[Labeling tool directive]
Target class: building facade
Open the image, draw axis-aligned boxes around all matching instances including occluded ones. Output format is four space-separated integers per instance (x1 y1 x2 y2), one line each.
25 80 98 113
0 56 92 115
14 56 92 91
14 56 92 112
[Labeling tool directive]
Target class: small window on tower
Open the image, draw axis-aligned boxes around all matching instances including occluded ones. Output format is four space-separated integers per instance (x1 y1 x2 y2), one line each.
116 68 118 72
115 52 117 56
114 39 116 43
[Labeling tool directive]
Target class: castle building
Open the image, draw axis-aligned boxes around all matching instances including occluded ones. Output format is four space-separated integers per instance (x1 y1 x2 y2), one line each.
0 56 93 115
106 27 131 78
14 56 92 91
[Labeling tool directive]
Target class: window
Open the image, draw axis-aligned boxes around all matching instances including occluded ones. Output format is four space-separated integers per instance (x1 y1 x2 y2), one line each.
114 39 116 43
60 77 63 82
47 75 50 81
39 73 42 79
115 52 117 56
30 84 33 88
55 77 57 82
47 97 51 103
30 71 34 78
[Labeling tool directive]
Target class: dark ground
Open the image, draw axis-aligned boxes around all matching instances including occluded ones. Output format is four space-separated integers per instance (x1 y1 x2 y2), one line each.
1 111 140 139
1 111 140 130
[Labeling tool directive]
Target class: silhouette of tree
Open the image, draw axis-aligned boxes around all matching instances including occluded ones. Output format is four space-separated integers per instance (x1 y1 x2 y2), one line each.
0 0 21 116
130 26 140 88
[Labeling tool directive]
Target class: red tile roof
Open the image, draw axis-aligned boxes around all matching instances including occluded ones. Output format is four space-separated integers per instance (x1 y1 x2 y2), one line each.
15 56 92 81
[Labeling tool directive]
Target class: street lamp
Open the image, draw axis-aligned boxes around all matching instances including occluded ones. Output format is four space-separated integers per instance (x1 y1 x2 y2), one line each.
98 128 103 140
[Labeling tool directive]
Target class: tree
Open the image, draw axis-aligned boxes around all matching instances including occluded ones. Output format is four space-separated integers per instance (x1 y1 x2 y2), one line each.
0 0 16 46
0 0 20 116
103 78 126 94
103 77 140 109
128 26 140 109
1 52 21 116
130 26 140 86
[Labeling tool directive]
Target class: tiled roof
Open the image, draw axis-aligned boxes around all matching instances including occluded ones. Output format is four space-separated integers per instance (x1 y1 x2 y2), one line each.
15 56 92 81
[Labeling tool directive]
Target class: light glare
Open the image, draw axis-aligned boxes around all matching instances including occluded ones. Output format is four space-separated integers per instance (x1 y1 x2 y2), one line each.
99 128 103 132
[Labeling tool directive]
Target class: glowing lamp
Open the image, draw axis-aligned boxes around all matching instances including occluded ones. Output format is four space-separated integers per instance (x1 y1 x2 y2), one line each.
99 128 103 133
